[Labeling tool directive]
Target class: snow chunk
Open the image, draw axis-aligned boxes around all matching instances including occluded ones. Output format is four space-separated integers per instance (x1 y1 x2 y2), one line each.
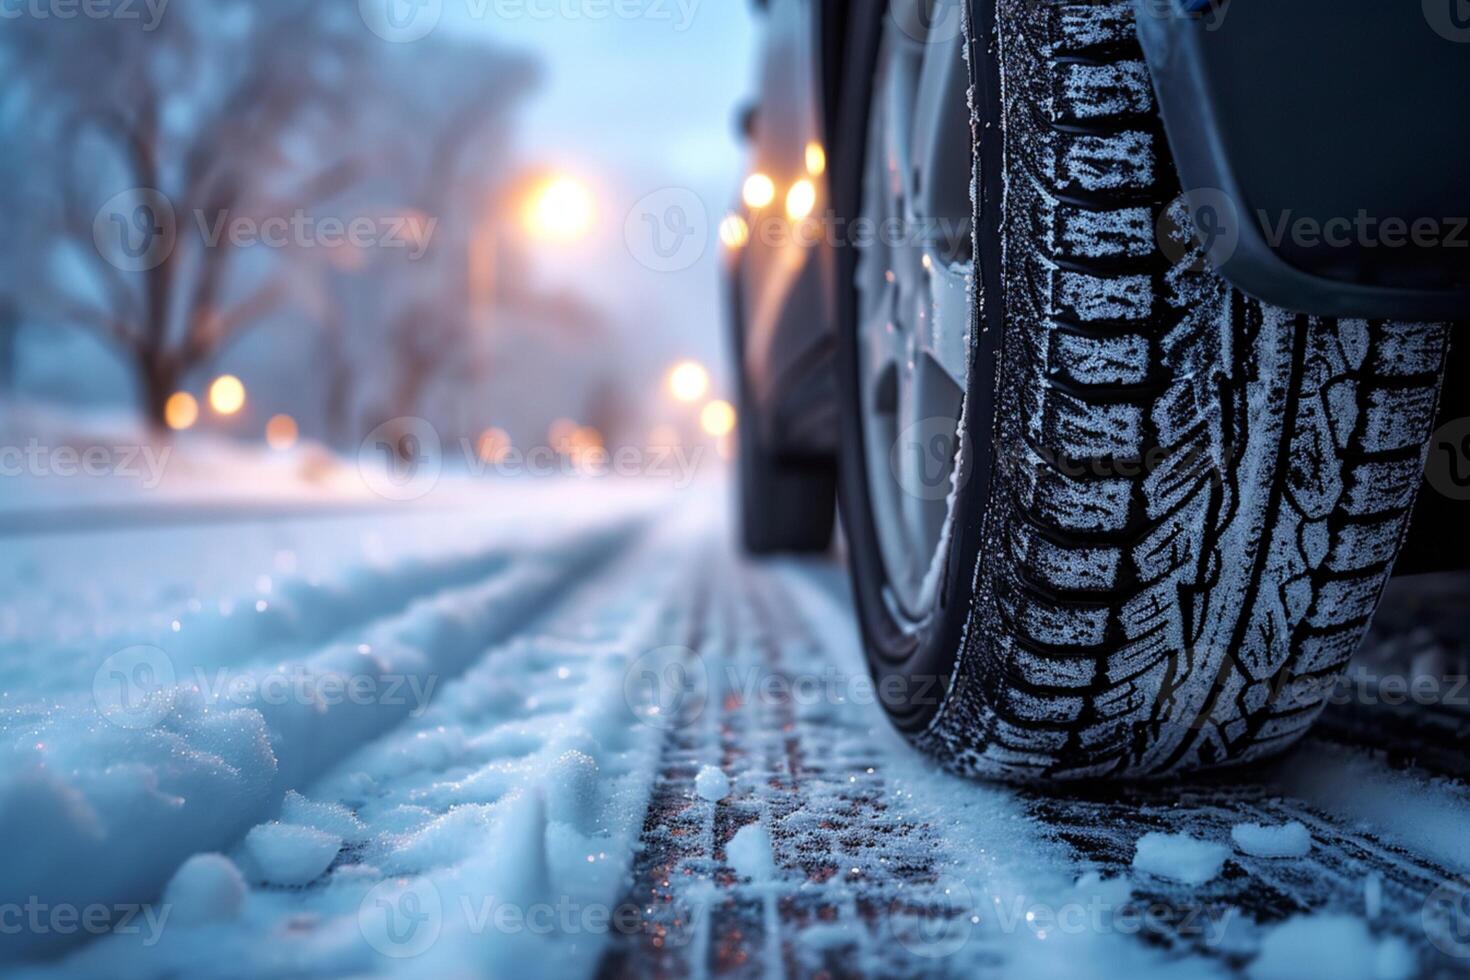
1250 914 1413 980
694 765 730 802
1132 832 1230 885
164 853 247 925
1231 821 1311 858
726 822 775 881
242 822 342 887
281 790 368 844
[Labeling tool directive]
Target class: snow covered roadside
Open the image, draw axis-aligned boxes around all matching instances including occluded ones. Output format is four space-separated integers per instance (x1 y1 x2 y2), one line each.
0 493 661 965
10 503 701 977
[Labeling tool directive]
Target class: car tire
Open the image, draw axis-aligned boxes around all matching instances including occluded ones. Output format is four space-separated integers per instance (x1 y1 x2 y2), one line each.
835 0 1451 779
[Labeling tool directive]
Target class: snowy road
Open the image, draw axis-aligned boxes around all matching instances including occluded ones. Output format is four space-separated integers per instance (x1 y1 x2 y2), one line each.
3 484 1470 978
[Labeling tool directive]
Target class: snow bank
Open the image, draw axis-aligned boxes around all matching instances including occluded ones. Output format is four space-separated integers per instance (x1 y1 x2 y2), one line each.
0 509 647 963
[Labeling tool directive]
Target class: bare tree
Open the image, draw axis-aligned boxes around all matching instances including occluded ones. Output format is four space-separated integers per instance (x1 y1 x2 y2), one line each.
2 0 550 439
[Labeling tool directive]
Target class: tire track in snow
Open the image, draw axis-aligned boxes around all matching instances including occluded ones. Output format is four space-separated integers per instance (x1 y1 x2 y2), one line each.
0 507 653 964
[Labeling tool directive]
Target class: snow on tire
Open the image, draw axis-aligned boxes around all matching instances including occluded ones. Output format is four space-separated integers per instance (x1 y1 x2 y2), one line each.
844 0 1451 780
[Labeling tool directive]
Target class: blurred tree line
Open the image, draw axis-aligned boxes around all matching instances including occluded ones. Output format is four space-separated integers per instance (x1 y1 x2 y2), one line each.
0 0 607 447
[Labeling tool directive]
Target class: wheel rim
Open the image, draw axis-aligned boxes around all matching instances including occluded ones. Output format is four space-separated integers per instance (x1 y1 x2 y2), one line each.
855 3 975 623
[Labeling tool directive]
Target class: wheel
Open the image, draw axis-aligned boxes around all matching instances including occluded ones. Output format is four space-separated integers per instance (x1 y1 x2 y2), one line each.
835 0 1451 780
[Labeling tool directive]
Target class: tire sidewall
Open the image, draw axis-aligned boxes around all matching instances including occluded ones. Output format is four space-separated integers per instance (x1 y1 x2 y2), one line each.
834 0 1005 734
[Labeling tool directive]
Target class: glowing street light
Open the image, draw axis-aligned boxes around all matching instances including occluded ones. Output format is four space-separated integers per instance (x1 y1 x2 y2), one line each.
209 375 246 416
805 141 827 177
742 173 776 210
164 392 198 431
668 361 710 403
719 213 750 250
786 179 816 221
700 399 737 438
526 175 594 242
265 414 299 451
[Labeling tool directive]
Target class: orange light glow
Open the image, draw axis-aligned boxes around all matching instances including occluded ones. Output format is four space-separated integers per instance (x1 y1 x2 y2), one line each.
719 213 750 250
668 361 710 403
164 392 198 431
526 176 594 242
208 375 246 416
805 141 827 177
785 179 816 221
742 173 776 210
700 399 737 438
265 414 299 451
